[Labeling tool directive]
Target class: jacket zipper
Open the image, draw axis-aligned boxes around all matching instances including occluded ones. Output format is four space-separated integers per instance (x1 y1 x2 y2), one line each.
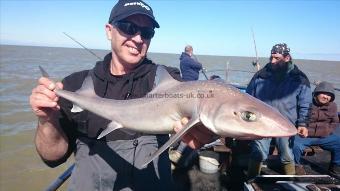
131 139 139 189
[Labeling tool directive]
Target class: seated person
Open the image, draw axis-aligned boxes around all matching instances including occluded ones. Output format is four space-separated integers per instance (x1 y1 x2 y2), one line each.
293 81 340 175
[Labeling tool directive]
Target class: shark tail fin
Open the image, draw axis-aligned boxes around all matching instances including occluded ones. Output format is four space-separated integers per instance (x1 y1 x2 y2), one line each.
39 66 50 78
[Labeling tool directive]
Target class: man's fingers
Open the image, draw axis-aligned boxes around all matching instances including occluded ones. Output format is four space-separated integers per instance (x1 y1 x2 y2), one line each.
38 76 63 91
34 99 58 108
30 92 59 115
187 124 214 143
38 77 55 89
30 78 62 119
55 82 63 90
173 117 189 132
173 121 183 132
181 117 189 124
47 83 56 90
36 85 58 100
297 128 308 138
173 117 216 149
181 133 202 149
182 124 216 149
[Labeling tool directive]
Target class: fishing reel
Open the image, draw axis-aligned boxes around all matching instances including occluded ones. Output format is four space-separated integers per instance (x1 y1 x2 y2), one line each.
252 61 258 67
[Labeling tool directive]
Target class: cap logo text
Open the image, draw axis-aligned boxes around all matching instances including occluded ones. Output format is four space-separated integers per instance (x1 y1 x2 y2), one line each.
124 2 150 11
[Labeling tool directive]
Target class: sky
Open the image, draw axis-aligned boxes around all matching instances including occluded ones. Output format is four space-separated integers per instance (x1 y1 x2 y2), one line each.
1 0 340 61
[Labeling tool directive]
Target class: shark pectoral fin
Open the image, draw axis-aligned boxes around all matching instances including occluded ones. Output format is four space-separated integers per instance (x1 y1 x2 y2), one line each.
141 117 200 168
119 128 136 136
97 121 123 139
71 104 83 113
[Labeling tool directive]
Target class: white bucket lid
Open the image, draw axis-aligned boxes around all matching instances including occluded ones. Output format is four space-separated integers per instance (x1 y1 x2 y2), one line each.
199 155 219 166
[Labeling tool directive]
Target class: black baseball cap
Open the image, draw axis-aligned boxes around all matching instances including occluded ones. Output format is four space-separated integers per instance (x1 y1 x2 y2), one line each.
108 0 160 28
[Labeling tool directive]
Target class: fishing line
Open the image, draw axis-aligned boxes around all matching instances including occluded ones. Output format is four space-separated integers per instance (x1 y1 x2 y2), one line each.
63 32 103 60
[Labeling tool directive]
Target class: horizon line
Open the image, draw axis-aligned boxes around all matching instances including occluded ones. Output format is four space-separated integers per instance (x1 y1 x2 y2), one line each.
1 43 340 62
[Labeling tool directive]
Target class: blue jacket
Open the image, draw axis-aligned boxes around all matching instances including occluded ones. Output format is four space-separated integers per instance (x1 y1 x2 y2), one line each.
246 63 312 127
179 52 202 81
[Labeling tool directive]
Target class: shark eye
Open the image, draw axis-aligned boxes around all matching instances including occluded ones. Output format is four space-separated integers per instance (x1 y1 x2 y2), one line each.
241 111 257 122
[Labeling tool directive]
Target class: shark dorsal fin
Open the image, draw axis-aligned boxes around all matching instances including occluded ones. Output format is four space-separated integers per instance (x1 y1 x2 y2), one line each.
71 70 97 113
148 65 181 94
75 70 97 97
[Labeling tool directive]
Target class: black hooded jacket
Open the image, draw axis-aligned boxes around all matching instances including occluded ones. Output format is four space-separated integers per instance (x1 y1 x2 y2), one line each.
49 53 181 166
59 53 181 141
50 53 181 190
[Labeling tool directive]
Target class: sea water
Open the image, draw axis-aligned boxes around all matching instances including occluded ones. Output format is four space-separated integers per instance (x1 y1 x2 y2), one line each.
1 45 339 135
0 44 339 190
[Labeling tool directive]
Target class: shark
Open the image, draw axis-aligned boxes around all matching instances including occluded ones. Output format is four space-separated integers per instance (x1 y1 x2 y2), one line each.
39 65 297 168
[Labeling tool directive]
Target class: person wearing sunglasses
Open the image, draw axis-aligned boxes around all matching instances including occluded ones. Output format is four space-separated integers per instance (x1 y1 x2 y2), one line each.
29 0 215 190
246 43 312 178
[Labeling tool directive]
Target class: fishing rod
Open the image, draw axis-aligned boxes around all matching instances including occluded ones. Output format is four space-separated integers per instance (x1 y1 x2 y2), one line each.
192 54 208 80
251 27 260 71
249 29 340 91
201 68 209 80
44 32 103 191
63 32 103 60
63 32 340 92
225 61 229 83
45 164 75 191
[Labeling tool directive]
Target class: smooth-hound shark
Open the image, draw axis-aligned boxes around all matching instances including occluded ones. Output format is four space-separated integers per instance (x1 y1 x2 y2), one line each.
39 66 297 168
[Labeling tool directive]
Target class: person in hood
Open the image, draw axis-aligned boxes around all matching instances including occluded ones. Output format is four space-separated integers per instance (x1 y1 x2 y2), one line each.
246 43 312 178
179 45 203 81
29 1 215 190
293 81 340 175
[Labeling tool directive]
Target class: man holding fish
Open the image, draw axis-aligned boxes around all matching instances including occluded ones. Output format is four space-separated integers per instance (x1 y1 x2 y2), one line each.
29 0 214 190
29 1 298 190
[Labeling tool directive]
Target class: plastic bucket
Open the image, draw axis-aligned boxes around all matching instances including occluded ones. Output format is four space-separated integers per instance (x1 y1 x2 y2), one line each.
199 150 219 174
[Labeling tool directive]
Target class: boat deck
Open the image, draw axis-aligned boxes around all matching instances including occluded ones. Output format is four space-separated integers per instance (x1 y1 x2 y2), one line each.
171 138 340 191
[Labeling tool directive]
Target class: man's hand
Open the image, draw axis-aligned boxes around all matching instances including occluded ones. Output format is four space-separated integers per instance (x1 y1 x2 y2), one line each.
31 77 69 161
297 126 308 138
174 117 217 149
29 77 63 121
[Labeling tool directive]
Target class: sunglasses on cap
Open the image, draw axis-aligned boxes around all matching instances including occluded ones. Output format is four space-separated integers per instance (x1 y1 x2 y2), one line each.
113 21 155 40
